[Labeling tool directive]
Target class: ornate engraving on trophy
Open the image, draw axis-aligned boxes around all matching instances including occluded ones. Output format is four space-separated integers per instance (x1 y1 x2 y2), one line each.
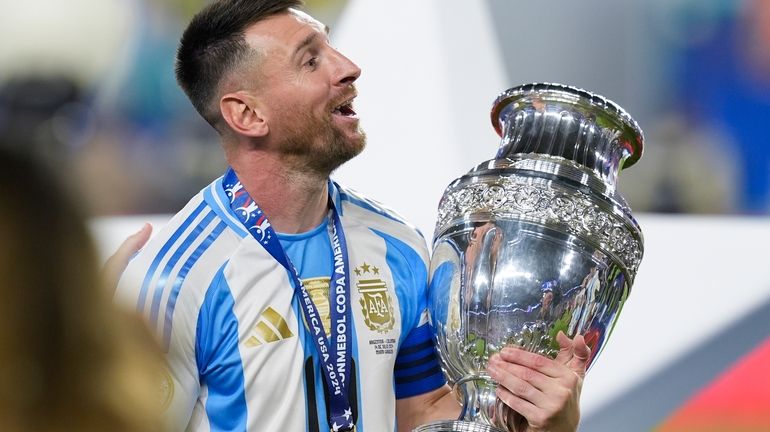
436 178 642 273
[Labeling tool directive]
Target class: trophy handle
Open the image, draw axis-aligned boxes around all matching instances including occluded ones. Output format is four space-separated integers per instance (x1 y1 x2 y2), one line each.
452 374 529 432
455 374 493 423
494 399 527 432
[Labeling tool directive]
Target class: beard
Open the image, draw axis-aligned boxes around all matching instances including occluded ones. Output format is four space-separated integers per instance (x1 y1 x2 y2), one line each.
280 110 366 176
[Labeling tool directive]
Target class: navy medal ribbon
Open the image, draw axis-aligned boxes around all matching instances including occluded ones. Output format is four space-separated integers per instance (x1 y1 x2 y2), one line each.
223 168 355 431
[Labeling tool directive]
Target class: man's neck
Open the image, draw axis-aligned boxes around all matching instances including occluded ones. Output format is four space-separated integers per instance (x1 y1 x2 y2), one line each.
229 151 330 235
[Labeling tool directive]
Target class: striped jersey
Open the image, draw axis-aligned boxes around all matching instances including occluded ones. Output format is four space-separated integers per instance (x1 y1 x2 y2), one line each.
115 175 445 432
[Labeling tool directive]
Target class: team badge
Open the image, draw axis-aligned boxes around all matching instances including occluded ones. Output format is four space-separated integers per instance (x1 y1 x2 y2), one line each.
355 262 395 333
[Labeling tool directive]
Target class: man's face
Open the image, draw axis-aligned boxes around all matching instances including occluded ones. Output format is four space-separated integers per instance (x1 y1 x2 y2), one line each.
241 9 365 174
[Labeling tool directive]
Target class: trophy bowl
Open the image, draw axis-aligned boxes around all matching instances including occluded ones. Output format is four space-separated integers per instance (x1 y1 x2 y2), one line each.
416 83 644 432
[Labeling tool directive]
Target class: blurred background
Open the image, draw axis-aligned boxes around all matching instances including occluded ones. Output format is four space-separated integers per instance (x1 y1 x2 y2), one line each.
3 0 770 219
2 0 770 430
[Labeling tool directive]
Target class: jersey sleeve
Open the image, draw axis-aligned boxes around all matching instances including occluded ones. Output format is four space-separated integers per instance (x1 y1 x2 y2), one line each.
394 311 446 398
391 237 446 399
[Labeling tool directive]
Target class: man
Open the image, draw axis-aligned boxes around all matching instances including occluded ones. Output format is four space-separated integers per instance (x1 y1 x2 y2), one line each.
115 1 589 431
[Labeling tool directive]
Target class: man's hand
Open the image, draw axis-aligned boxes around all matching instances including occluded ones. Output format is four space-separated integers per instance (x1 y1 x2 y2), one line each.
487 331 590 432
102 223 152 292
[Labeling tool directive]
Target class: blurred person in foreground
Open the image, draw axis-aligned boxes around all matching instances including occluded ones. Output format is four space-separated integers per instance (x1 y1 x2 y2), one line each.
0 147 165 432
114 1 590 431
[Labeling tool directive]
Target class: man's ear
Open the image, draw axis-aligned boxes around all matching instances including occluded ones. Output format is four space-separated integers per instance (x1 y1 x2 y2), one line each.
220 92 268 138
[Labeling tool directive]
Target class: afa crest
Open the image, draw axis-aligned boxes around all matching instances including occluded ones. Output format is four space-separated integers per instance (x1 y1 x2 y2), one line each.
355 262 395 333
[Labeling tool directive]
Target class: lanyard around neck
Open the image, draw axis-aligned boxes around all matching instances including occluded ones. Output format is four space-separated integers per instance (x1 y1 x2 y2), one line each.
223 168 355 431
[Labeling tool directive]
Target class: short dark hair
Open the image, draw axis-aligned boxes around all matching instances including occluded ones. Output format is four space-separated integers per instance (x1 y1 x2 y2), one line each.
175 0 303 130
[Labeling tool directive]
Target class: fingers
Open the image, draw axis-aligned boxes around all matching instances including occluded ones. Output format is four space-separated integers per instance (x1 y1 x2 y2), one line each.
493 382 541 424
488 354 551 402
488 351 580 429
119 223 153 258
103 223 153 293
495 345 565 379
489 349 579 395
488 335 587 432
488 354 551 421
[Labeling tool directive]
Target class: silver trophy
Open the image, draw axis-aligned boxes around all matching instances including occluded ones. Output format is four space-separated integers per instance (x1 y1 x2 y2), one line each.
415 83 644 432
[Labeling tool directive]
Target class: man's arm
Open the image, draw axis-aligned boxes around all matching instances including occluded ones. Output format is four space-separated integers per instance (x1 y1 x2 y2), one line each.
395 332 589 432
395 384 459 432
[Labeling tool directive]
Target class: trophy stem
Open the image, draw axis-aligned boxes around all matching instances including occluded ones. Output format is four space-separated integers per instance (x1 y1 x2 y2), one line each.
455 374 524 432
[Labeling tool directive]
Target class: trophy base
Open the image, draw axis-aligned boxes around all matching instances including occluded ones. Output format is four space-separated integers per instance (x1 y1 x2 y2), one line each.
413 420 505 432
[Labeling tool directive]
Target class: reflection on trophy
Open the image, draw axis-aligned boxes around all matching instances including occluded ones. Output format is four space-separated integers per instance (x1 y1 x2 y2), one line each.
415 83 645 432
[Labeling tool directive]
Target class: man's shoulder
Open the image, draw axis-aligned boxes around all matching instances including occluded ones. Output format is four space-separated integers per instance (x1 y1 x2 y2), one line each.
332 181 429 262
115 190 244 311
334 183 422 235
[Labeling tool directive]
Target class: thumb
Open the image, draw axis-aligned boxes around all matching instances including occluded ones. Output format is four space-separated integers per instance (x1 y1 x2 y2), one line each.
103 223 153 293
568 334 591 378
554 330 575 364
554 331 591 378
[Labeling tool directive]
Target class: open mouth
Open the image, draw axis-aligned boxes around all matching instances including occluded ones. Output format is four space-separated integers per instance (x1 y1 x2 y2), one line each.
332 98 357 117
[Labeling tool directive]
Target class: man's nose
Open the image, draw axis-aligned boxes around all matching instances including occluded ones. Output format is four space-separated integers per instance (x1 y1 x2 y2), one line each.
332 50 361 87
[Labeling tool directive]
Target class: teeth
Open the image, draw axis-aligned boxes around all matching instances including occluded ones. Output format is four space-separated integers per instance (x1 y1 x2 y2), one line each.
332 97 355 114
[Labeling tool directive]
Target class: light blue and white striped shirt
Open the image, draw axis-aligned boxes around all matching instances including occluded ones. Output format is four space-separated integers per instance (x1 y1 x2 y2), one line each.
115 176 445 432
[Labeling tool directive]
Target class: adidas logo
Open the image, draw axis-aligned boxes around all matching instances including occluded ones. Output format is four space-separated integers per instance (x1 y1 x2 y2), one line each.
245 307 294 347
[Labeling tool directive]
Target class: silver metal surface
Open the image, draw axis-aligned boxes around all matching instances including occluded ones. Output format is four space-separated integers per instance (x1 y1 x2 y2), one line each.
414 420 505 432
424 83 644 431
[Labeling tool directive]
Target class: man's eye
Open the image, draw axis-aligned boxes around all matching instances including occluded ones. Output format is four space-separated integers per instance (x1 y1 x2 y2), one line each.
306 57 318 68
